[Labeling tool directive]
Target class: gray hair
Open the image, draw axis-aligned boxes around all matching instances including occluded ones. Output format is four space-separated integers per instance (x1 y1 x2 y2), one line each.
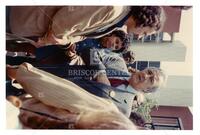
142 67 167 93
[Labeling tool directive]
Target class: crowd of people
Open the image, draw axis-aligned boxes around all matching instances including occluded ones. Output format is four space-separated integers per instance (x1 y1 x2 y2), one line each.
6 6 167 129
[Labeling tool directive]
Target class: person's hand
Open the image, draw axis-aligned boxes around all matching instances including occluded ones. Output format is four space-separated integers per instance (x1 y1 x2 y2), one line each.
6 65 18 80
128 67 139 74
65 44 77 60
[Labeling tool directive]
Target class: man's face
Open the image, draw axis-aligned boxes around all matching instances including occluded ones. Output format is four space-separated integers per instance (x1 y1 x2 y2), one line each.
129 68 161 92
129 26 156 39
133 26 156 39
126 17 156 39
101 35 123 51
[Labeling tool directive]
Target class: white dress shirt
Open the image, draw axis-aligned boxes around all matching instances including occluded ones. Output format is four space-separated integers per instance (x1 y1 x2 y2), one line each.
114 82 138 117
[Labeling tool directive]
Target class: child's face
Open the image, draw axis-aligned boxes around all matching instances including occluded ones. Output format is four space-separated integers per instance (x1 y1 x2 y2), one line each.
101 35 123 51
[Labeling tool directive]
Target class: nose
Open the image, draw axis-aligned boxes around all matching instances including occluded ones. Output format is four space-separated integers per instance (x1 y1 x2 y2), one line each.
134 34 144 40
110 43 116 50
138 73 146 82
112 43 115 47
142 73 153 81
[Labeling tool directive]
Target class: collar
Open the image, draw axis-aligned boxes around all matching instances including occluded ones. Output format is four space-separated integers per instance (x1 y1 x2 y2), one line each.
126 85 138 94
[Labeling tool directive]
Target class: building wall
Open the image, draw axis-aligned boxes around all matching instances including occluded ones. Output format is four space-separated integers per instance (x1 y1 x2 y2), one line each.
148 75 193 106
162 6 182 33
151 106 193 130
161 8 193 76
130 41 186 62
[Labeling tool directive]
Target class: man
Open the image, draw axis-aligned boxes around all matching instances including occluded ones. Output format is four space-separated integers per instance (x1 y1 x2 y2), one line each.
79 47 166 116
8 6 165 47
93 63 166 116
7 62 166 118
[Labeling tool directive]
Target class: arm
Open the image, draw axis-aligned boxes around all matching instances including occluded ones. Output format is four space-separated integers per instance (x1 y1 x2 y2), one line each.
8 63 116 113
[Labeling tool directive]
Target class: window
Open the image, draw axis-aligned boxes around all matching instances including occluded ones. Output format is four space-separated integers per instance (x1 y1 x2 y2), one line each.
144 116 183 130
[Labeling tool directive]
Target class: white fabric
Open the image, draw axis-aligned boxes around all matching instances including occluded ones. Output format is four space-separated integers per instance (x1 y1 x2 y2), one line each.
10 6 130 45
6 101 22 129
15 63 118 113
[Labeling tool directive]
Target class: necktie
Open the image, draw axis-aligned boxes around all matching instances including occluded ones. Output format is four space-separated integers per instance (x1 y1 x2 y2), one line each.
108 78 129 87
